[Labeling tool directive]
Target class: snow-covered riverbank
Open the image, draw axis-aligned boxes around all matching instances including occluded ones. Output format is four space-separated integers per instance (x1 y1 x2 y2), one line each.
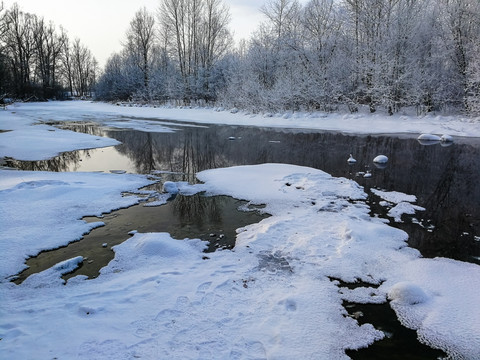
1 100 479 161
0 102 479 359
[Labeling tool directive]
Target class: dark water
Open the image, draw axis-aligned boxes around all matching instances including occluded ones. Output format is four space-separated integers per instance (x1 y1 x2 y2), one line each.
7 121 479 264
5 119 480 359
14 194 267 283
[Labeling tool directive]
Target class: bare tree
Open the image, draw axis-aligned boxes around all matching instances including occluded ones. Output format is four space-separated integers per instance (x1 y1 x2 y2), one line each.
71 38 96 97
32 16 64 98
2 4 36 98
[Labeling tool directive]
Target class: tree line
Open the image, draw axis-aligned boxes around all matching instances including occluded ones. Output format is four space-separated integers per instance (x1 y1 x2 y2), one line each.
0 2 97 101
2 0 479 115
97 0 480 115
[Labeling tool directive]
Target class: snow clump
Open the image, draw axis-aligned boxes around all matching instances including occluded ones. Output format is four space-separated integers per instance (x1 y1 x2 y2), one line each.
388 282 430 305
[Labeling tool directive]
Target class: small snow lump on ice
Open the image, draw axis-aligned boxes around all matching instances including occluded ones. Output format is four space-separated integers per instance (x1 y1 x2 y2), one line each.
162 181 179 194
440 134 454 143
388 282 429 305
417 133 441 142
373 155 388 164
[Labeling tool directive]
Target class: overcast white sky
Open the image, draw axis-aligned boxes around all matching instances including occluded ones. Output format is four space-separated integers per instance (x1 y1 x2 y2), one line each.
4 0 307 67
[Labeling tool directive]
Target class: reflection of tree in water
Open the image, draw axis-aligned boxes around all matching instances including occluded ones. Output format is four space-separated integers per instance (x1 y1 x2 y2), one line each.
173 193 224 229
110 127 231 181
5 150 83 172
59 123 109 137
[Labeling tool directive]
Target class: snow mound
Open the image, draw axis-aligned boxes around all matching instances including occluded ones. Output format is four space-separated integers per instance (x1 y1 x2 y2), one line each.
21 256 84 288
373 155 388 163
440 134 453 142
133 233 204 258
388 282 429 305
418 133 441 141
53 256 84 273
162 181 179 194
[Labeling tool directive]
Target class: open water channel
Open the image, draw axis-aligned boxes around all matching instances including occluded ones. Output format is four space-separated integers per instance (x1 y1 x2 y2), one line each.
5 117 480 359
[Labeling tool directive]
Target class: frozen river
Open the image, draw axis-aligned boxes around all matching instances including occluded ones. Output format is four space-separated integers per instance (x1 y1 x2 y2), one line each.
2 104 480 359
8 120 480 265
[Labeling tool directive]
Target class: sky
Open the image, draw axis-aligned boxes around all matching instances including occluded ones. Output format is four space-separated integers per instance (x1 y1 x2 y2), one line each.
3 0 306 67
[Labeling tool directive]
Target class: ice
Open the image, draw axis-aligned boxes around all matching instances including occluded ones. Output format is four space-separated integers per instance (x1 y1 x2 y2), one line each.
371 188 417 203
387 202 425 222
21 256 84 288
372 189 425 222
0 108 119 161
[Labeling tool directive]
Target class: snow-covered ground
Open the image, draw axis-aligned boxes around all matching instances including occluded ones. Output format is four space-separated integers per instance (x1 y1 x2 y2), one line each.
1 102 479 359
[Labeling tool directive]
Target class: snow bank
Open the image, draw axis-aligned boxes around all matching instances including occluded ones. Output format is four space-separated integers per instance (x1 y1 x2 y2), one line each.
0 156 479 356
382 258 480 359
0 169 153 279
0 108 119 161
3 101 480 141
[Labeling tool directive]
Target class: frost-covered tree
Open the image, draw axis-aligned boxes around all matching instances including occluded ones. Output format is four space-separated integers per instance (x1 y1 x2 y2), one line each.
124 7 156 99
157 0 231 102
440 0 480 111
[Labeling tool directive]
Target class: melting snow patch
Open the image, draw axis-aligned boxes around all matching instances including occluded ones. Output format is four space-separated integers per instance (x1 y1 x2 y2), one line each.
372 189 425 222
371 189 417 204
388 202 426 222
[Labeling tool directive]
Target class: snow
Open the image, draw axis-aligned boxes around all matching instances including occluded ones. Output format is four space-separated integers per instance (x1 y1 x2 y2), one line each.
372 189 425 222
371 189 417 204
418 133 442 141
387 202 426 222
388 282 430 305
440 134 454 142
0 169 153 279
0 101 479 359
373 154 388 163
0 108 119 161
